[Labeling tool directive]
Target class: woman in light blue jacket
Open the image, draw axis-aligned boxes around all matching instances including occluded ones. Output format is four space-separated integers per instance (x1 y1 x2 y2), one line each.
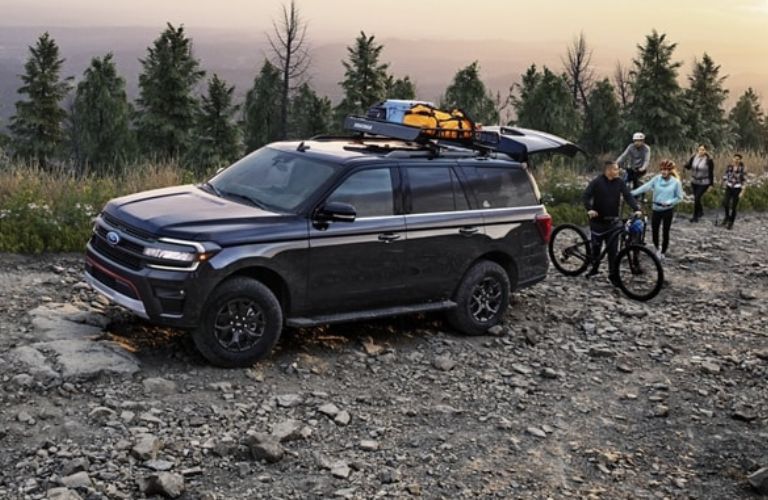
631 159 684 260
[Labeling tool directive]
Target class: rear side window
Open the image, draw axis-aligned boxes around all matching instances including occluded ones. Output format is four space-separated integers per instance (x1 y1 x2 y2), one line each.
464 166 538 208
407 167 469 213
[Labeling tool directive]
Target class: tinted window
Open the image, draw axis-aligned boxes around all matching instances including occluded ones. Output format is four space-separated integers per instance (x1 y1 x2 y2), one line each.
408 167 469 213
467 166 537 208
327 168 394 217
210 147 337 212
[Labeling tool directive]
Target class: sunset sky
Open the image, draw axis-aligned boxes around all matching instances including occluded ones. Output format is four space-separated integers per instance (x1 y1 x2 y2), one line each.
2 0 768 101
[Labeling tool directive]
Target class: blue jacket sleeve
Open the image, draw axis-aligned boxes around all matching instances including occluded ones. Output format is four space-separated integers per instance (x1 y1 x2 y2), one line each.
631 175 657 196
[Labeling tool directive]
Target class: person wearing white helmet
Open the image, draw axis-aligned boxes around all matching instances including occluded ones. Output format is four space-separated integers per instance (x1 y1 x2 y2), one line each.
616 132 651 191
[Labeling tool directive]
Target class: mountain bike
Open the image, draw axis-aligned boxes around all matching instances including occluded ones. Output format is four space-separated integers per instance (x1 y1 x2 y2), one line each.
547 214 663 301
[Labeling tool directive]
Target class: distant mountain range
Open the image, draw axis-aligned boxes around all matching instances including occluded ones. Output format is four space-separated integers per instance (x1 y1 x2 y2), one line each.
1 26 765 127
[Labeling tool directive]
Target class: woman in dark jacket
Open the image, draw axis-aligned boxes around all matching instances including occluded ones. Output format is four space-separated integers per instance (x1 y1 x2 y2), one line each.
684 144 714 222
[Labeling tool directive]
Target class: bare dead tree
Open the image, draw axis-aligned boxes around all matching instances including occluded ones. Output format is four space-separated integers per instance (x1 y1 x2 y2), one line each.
562 32 594 114
267 0 311 140
613 61 632 109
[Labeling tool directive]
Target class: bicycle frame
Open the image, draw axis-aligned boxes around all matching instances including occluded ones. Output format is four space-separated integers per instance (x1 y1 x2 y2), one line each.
588 216 647 268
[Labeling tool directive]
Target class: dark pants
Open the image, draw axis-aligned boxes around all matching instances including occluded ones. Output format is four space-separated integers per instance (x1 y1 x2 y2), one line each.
590 220 620 276
651 209 674 253
723 187 742 224
625 169 644 190
691 183 710 220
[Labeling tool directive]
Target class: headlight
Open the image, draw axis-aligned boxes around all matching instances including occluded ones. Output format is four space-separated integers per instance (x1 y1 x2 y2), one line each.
143 248 196 262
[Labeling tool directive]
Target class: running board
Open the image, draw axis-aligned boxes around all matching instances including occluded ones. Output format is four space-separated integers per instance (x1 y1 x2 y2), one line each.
286 300 457 328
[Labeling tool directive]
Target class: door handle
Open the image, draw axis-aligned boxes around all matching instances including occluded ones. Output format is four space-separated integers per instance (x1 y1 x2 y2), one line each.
378 232 401 243
459 226 479 236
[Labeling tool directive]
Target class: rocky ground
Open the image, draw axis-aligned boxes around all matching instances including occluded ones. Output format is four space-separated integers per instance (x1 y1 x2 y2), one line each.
0 213 766 500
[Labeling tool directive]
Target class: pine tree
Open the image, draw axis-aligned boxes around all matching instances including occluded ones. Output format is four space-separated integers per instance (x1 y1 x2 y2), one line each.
136 23 205 160
243 60 283 152
626 30 686 146
684 53 729 148
511 65 580 139
70 53 132 172
187 74 241 171
385 75 416 99
10 32 71 167
581 79 622 154
441 61 499 125
289 82 332 139
335 31 389 123
729 88 767 152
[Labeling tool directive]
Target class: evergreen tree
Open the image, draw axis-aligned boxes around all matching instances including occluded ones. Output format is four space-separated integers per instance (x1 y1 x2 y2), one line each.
626 30 686 146
581 78 622 154
385 75 416 99
335 31 389 122
729 88 767 152
187 74 241 171
243 60 282 152
684 53 729 148
441 61 498 125
136 23 205 160
511 64 580 139
289 82 333 139
10 32 72 167
70 53 132 171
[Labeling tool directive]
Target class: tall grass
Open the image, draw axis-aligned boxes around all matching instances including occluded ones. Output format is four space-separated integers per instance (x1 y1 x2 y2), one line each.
0 163 196 253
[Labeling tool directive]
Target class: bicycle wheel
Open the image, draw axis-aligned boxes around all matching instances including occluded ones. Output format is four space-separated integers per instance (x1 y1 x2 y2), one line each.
614 245 663 301
548 224 590 276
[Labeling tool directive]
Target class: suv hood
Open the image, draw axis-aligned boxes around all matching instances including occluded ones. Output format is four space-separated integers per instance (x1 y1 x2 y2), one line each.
479 126 585 160
103 185 304 244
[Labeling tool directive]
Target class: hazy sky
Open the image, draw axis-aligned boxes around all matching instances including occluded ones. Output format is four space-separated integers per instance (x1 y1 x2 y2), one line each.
2 0 768 96
3 0 768 45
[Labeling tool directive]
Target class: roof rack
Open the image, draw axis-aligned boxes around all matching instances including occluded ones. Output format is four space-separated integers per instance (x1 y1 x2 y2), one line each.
344 115 528 161
343 116 584 162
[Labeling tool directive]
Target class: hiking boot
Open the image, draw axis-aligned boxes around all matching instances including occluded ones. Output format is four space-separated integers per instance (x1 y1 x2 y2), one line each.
609 274 621 287
586 268 599 278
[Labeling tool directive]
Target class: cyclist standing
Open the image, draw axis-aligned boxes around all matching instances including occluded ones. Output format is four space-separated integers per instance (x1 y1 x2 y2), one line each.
631 159 684 260
583 161 642 285
616 132 651 191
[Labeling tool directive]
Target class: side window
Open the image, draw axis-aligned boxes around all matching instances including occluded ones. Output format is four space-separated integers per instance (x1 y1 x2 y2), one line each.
407 167 469 213
327 168 394 217
468 166 538 208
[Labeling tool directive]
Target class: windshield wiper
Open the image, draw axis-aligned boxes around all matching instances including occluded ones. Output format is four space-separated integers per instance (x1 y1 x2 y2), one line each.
218 190 269 210
201 181 222 197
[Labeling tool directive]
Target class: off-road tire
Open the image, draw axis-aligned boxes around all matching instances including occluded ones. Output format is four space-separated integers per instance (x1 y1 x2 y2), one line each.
192 277 283 368
446 260 510 336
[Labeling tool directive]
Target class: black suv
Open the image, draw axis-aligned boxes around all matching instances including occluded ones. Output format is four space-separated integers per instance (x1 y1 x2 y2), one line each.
85 120 579 367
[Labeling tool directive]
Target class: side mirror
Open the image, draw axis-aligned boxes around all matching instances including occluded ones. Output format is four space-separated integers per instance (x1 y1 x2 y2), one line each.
316 201 356 223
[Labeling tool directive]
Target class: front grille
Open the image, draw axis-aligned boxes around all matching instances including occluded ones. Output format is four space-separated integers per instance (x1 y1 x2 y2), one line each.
92 235 142 270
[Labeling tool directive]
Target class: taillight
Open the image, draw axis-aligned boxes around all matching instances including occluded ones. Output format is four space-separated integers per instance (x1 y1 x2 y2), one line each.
535 213 552 244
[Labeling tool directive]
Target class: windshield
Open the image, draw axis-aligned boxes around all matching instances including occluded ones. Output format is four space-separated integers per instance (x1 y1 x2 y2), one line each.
207 147 337 212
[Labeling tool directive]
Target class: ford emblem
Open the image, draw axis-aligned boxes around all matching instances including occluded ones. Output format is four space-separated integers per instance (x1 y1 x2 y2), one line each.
106 231 121 246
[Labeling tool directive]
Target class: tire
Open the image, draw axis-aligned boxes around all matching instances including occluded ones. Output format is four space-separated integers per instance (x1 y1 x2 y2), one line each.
614 245 664 301
446 261 510 336
192 277 283 367
548 224 590 276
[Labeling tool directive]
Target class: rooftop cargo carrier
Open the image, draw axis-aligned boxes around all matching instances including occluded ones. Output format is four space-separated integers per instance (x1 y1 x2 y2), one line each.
343 115 583 162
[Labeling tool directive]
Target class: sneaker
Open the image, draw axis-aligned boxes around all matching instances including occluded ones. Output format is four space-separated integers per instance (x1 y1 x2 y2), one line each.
609 275 621 287
659 253 666 262
654 247 662 259
586 268 599 278
727 222 733 230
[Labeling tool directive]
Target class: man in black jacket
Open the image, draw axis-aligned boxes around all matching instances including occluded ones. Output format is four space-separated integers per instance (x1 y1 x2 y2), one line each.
583 161 642 284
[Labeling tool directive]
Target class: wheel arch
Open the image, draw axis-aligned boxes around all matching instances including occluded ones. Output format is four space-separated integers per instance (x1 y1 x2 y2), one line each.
218 265 292 314
469 251 518 290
